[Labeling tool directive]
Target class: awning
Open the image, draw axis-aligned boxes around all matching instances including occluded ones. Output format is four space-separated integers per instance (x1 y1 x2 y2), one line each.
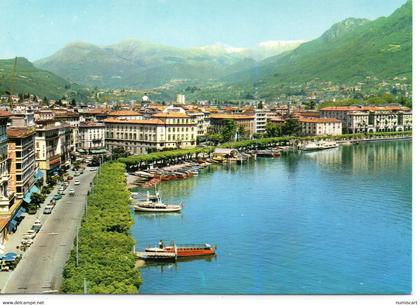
23 192 31 204
30 185 40 193
34 169 44 180
23 185 40 204
48 167 60 174
14 207 26 219
7 220 17 232
90 149 107 154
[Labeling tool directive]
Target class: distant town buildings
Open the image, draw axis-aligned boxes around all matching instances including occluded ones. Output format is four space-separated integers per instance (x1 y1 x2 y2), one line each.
320 106 412 133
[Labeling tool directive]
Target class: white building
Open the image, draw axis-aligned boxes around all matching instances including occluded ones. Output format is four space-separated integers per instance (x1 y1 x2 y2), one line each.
320 106 412 133
104 106 197 154
299 117 342 136
176 94 186 105
254 109 268 134
78 121 106 151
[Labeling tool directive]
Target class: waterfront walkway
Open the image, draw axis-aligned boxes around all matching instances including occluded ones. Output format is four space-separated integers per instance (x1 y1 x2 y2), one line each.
0 169 96 294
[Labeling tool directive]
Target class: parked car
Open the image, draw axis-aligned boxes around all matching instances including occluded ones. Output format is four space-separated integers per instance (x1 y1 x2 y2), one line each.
53 194 62 200
69 189 75 196
31 219 42 232
74 179 80 186
43 204 54 214
74 172 80 177
89 167 97 172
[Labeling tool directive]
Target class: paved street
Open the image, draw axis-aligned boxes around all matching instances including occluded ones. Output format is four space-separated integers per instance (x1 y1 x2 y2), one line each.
1 169 96 294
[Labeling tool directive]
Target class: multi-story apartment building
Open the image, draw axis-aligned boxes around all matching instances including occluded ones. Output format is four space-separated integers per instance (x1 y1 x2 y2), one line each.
7 117 37 200
187 111 207 137
254 109 268 134
0 112 14 214
0 112 16 246
320 106 412 133
78 121 106 151
209 113 255 138
299 117 342 136
59 123 73 166
35 120 62 180
54 110 80 153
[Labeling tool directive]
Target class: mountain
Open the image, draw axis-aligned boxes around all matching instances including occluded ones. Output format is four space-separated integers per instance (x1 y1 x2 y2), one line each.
34 39 301 89
0 57 89 100
219 1 412 99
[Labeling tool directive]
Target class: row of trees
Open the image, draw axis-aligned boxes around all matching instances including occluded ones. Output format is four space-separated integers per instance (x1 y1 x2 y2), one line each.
62 162 141 294
118 147 214 167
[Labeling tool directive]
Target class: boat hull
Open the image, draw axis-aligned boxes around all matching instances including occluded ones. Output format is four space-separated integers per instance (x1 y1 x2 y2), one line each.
134 206 182 213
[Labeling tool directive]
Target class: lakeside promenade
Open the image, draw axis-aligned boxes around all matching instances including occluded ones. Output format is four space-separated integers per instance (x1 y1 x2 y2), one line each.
0 169 96 294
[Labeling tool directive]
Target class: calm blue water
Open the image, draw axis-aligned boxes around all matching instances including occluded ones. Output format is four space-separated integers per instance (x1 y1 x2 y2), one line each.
131 140 412 294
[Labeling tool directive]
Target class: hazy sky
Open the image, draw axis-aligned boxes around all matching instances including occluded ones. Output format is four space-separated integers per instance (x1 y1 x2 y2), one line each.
0 0 407 60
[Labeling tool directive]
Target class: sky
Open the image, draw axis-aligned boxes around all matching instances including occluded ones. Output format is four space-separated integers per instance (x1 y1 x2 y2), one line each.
0 0 407 61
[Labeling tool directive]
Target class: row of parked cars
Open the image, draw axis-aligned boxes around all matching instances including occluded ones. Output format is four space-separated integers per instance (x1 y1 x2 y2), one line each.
43 177 81 214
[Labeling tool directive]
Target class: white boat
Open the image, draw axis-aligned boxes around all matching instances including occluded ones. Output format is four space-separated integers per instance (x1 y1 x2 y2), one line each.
133 191 182 213
301 141 339 151
134 203 182 213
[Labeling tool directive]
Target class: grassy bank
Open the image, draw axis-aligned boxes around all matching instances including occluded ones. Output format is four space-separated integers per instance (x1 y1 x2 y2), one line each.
118 131 412 167
62 162 141 294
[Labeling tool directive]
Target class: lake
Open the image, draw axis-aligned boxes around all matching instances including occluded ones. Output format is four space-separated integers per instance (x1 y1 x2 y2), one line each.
131 140 412 294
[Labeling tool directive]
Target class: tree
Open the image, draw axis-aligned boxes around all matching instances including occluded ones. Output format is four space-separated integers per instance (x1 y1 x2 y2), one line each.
71 99 77 107
265 122 282 137
308 100 316 110
282 116 301 136
237 125 247 139
112 147 128 159
30 192 46 208
221 119 237 142
206 133 224 145
257 101 264 109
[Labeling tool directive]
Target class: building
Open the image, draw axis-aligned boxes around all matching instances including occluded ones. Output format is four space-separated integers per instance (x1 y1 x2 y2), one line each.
187 110 207 137
104 106 198 154
209 113 255 138
35 120 62 180
107 110 143 120
0 112 16 246
254 109 268 134
299 117 342 136
54 110 80 153
104 118 165 154
176 94 186 105
7 117 37 202
151 106 197 149
0 112 14 213
320 106 412 133
78 121 106 151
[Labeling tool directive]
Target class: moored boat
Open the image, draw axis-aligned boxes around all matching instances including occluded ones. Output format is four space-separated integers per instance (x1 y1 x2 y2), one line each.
134 191 183 213
134 203 182 213
301 141 339 151
144 242 216 257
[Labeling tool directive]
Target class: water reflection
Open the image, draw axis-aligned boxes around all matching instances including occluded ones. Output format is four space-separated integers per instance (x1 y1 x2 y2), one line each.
305 140 412 174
